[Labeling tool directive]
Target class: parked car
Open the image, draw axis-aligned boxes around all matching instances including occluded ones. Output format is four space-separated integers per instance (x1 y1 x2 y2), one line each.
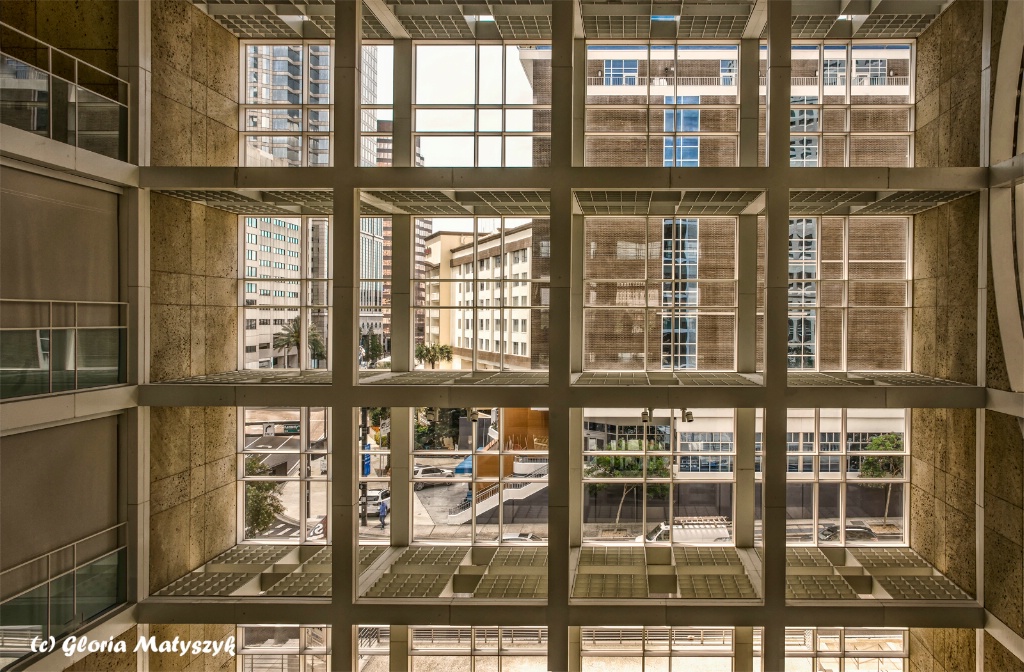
501 533 545 543
818 523 878 542
412 465 454 490
359 488 391 507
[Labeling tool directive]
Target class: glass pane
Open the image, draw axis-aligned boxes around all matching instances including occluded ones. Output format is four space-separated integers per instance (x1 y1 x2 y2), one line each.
418 136 475 167
77 328 123 388
416 46 475 104
75 550 124 622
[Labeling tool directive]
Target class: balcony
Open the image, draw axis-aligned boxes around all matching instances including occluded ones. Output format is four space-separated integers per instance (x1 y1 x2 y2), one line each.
758 75 911 97
0 299 128 400
586 76 737 97
0 23 129 162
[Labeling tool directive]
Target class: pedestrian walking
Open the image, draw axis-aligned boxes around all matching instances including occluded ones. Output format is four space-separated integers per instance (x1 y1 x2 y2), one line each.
378 499 388 529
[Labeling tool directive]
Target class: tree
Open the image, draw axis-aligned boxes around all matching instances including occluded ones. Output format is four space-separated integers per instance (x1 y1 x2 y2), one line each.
415 407 461 450
584 440 671 531
857 433 904 526
244 456 286 537
363 328 385 368
415 342 453 369
273 316 326 365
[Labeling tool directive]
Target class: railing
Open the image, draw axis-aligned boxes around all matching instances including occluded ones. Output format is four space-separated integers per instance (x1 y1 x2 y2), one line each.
0 299 128 400
447 462 550 516
0 524 128 665
0 22 129 161
758 75 908 87
587 76 735 87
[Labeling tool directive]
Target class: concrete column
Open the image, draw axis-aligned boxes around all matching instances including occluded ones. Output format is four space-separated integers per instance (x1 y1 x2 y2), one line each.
392 40 413 168
572 38 586 167
332 5 361 671
762 4 791 672
569 407 584 548
739 39 759 168
735 626 754 672
735 408 756 548
118 0 151 610
335 1 362 169
568 626 582 672
390 407 412 547
550 1 574 170
570 213 585 374
391 215 412 371
737 215 758 373
390 624 409 671
118 0 151 167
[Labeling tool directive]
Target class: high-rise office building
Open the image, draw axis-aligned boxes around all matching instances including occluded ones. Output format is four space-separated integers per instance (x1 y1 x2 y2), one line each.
0 1 1023 671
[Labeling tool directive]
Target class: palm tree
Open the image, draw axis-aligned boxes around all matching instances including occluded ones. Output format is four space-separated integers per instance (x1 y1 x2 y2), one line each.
273 316 326 366
414 342 453 369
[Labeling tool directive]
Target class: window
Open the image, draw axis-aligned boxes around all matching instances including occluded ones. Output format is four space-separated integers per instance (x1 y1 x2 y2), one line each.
664 137 699 167
603 59 638 85
790 137 818 167
665 108 700 132
720 59 736 86
790 109 819 131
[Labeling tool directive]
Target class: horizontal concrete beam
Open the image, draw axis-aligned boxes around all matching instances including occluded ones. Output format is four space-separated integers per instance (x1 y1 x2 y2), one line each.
134 598 983 629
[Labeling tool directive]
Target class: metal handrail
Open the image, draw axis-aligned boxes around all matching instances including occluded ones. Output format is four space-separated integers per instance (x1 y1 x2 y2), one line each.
587 75 735 87
0 22 129 105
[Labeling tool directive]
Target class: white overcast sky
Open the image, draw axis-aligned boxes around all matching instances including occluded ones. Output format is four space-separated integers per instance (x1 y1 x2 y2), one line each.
370 45 538 234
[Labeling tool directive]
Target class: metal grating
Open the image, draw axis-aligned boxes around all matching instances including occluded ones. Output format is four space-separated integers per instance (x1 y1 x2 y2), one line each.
154 571 258 597
573 573 648 598
791 15 836 38
495 15 552 40
573 371 761 386
474 575 547 598
365 573 451 598
400 15 475 38
207 545 293 566
857 14 937 38
362 7 391 38
850 548 930 570
677 15 747 39
786 547 833 568
876 575 972 600
264 573 332 597
583 16 652 40
673 547 743 567
786 575 858 600
676 574 757 599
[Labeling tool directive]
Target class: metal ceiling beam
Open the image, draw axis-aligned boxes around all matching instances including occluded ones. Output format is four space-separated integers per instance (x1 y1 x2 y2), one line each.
364 0 411 38
741 0 768 38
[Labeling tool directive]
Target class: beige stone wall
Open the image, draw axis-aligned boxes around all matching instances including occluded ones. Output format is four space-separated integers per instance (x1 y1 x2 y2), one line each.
63 626 137 672
908 629 976 672
0 0 119 76
150 193 237 382
151 0 238 166
149 407 236 593
909 407 977 596
914 0 983 167
147 625 234 672
984 632 1024 671
985 410 1024 638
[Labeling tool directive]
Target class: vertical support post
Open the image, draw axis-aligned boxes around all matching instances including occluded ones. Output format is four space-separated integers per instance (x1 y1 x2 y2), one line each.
332 5 361 671
392 40 413 168
737 215 758 373
739 39 759 168
568 625 582 672
976 4 993 668
390 625 409 671
570 213 585 374
762 4 790 672
572 38 586 167
735 626 754 672
545 184 573 672
568 407 584 547
390 407 412 547
391 215 413 371
118 0 151 609
735 408 756 548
